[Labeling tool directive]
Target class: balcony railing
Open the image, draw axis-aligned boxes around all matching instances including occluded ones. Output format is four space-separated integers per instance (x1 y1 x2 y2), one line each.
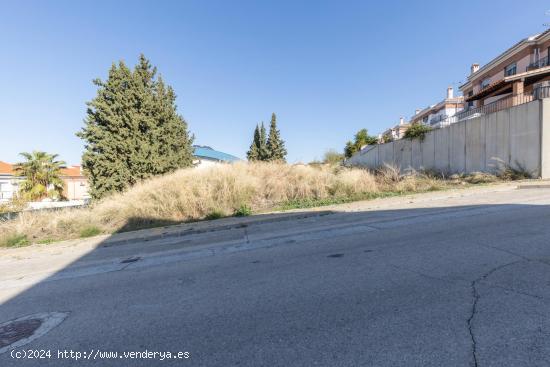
526 55 550 72
429 114 449 126
438 85 550 127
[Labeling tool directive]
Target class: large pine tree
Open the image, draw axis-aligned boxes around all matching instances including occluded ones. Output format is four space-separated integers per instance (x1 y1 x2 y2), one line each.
77 54 194 199
266 113 287 162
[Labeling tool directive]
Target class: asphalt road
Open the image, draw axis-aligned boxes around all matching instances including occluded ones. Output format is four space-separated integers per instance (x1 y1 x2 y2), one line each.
1 187 550 366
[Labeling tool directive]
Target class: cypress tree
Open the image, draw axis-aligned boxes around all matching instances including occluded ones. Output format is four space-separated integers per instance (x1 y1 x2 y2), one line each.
258 122 270 161
77 54 194 199
266 113 287 162
246 125 261 161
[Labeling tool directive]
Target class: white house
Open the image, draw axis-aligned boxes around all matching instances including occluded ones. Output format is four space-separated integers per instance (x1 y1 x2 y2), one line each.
410 87 465 128
0 161 20 204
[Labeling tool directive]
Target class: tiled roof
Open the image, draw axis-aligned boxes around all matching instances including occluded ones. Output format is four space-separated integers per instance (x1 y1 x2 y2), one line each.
60 165 83 177
0 161 13 174
0 161 83 177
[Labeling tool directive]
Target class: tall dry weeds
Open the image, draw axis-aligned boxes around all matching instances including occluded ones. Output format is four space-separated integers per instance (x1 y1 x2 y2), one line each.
1 162 389 245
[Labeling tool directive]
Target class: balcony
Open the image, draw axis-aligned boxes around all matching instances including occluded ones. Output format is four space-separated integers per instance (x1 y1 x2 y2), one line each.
438 85 550 127
526 55 550 72
428 114 448 126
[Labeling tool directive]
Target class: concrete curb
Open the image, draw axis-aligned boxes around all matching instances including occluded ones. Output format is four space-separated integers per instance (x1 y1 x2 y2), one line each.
99 211 335 247
517 184 550 189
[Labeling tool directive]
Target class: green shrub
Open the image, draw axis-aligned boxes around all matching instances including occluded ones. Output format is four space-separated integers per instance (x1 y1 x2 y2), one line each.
234 204 252 217
323 149 344 165
403 123 432 141
2 234 30 248
79 226 102 238
205 211 224 220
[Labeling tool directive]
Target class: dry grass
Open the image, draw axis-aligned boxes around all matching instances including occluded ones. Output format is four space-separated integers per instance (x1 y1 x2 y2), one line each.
0 162 494 247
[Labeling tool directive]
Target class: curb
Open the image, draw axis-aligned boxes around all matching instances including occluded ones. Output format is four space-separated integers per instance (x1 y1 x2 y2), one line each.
517 184 550 189
99 211 335 247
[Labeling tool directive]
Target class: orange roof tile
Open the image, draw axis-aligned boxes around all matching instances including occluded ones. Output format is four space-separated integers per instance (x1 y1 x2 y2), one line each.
0 162 83 177
0 161 13 174
60 165 83 177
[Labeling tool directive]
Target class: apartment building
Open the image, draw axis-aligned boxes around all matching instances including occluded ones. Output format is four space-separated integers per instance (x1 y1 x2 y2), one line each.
379 117 410 142
460 29 550 108
373 29 550 147
410 87 464 128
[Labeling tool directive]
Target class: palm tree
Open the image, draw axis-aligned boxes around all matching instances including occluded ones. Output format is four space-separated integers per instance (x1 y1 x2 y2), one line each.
14 151 66 201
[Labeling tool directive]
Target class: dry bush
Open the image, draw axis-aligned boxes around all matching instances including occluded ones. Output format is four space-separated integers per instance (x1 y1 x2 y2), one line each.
0 163 380 245
1 162 510 247
499 164 532 181
462 172 500 184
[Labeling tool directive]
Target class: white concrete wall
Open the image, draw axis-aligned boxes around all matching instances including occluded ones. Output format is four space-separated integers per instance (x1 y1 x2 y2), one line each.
541 99 550 178
0 176 20 203
348 100 546 178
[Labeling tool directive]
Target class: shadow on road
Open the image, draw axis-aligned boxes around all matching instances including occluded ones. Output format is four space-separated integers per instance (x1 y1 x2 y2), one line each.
1 202 550 366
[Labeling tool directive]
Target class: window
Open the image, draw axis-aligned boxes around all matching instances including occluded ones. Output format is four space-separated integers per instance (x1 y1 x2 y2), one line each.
0 182 9 200
481 78 491 89
504 62 516 76
468 91 474 108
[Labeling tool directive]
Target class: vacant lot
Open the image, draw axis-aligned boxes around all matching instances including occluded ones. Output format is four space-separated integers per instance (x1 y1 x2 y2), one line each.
0 162 506 247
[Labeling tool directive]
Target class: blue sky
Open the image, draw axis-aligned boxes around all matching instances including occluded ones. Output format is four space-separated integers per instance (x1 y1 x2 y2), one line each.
0 0 548 164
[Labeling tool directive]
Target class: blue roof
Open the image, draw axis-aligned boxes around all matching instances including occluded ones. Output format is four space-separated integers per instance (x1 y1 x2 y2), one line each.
193 146 240 162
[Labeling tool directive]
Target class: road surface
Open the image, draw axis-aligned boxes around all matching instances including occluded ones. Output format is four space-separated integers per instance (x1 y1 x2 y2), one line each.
1 185 550 366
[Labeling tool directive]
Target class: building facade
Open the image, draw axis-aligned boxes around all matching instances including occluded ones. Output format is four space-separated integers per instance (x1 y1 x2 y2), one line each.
410 87 464 128
0 161 20 204
60 165 90 201
0 161 89 203
460 29 550 109
379 117 410 142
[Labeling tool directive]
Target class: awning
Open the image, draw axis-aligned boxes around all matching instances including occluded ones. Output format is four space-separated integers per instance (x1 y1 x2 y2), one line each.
504 66 550 82
465 79 510 102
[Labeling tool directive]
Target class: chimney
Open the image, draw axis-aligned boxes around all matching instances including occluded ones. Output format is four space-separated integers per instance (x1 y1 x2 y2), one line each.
415 109 420 115
399 117 405 125
470 63 480 75
446 86 453 99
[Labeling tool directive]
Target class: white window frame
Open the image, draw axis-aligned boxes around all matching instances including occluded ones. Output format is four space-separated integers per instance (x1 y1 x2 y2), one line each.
505 62 517 76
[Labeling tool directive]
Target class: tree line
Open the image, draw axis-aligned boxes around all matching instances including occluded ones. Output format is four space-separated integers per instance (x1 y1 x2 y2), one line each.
246 113 287 162
343 123 431 159
6 55 289 203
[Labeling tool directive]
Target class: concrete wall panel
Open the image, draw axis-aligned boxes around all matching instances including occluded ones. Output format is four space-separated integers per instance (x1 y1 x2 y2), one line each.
465 116 486 172
348 100 544 178
509 101 540 176
433 127 450 172
449 122 466 173
366 145 379 167
378 142 395 167
485 109 510 172
394 139 412 172
541 99 550 179
412 139 423 169
421 131 436 170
